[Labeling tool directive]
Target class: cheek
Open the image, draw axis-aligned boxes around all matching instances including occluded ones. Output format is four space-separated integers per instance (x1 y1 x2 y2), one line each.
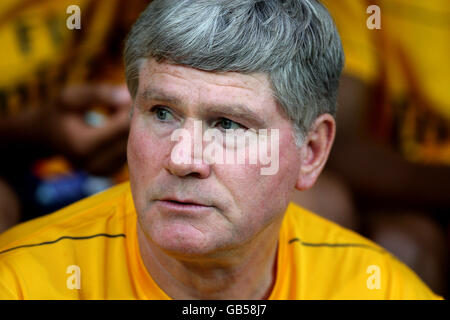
217 132 300 225
271 131 302 196
127 120 169 183
214 164 277 225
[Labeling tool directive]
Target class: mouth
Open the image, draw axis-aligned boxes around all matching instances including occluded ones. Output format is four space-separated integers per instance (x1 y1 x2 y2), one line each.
155 197 215 214
160 198 209 207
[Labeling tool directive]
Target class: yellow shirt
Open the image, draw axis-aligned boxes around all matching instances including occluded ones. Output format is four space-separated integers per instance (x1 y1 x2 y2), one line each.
0 182 442 299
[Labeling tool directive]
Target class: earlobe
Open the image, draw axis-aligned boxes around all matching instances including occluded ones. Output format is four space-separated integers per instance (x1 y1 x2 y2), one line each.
295 114 336 191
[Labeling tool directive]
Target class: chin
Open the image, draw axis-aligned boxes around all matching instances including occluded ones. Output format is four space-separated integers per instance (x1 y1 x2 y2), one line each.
149 221 218 257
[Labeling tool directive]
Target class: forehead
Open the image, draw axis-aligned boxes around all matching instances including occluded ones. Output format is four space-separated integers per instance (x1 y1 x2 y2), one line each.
139 58 272 93
135 58 295 131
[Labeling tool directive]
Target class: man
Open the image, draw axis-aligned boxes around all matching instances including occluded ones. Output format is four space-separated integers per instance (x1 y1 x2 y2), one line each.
0 0 441 299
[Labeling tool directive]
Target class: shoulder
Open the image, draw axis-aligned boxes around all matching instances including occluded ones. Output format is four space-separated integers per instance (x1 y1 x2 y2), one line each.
284 202 381 251
0 182 133 299
282 202 442 299
0 181 132 271
0 181 131 253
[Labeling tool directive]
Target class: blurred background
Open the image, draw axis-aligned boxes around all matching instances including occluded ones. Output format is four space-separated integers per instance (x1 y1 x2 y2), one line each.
0 0 448 298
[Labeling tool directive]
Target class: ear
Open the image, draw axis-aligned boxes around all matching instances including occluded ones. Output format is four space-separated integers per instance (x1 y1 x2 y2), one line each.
295 114 336 191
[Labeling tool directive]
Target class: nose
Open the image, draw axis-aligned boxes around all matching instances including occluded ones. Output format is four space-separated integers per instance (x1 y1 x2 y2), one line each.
165 119 211 179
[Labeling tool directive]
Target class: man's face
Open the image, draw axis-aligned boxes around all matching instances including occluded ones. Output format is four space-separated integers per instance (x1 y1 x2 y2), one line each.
128 58 302 256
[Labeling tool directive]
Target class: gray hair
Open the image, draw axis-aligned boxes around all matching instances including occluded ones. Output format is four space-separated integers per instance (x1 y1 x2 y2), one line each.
124 0 344 146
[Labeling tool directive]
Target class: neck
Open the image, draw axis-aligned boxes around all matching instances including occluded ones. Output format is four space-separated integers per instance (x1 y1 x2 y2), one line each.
137 220 281 300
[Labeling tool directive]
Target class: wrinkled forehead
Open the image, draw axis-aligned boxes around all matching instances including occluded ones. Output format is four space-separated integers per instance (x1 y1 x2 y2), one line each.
137 57 273 94
135 58 281 116
137 59 294 127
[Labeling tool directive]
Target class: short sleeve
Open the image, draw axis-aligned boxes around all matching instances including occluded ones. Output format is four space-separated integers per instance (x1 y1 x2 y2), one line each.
386 254 443 300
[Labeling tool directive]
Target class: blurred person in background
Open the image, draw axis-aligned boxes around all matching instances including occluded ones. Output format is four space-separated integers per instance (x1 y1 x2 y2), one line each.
293 0 449 297
0 0 148 232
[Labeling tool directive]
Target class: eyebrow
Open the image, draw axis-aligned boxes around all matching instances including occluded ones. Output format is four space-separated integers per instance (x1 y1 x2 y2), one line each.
139 89 269 128
139 90 182 105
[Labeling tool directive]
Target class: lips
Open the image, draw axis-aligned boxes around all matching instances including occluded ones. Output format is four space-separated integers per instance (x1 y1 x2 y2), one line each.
159 197 210 207
155 197 214 215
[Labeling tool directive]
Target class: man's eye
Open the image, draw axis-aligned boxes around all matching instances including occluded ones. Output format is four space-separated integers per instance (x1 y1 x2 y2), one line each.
215 118 244 130
151 106 174 121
